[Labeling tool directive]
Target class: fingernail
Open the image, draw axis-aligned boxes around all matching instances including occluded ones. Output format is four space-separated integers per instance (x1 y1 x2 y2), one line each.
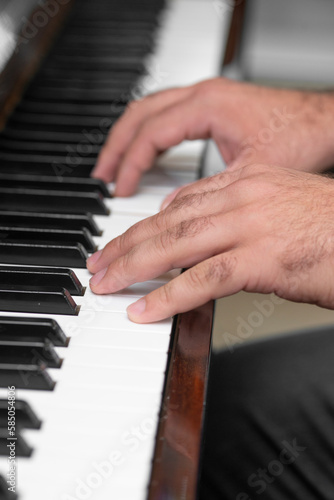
90 268 107 287
127 298 146 318
87 249 102 268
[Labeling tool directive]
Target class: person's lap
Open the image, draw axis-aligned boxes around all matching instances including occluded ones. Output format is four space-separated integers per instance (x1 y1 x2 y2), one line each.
198 327 334 499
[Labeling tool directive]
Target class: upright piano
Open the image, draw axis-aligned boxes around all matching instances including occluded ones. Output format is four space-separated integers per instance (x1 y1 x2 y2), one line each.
0 1 238 498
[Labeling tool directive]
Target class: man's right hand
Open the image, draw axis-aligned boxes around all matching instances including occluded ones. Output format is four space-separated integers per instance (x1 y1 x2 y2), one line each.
88 163 334 323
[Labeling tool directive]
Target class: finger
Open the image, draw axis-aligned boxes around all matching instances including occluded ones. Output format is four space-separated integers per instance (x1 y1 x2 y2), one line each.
126 249 248 323
160 169 242 211
91 87 192 183
166 170 240 203
166 162 272 204
87 179 253 275
114 95 212 196
89 212 243 294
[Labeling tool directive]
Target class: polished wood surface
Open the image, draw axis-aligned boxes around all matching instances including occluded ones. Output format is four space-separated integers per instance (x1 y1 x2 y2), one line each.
223 0 247 66
148 300 214 500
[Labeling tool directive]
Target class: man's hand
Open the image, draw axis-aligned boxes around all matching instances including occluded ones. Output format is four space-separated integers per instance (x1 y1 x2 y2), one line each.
92 78 334 196
87 164 334 323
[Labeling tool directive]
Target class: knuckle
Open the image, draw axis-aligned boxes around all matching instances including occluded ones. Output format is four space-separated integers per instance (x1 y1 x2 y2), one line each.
158 282 174 305
157 230 174 256
124 221 143 243
187 266 205 291
194 78 222 100
171 192 203 211
116 231 129 254
173 217 213 239
241 162 270 177
204 255 236 283
116 247 137 281
153 211 169 233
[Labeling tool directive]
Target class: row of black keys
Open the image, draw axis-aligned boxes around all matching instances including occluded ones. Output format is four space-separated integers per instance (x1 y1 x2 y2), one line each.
0 265 83 315
0 6 160 177
0 317 67 392
0 317 68 465
0 173 107 269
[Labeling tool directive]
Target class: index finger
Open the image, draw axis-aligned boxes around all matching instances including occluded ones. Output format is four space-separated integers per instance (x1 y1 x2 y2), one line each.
91 87 192 184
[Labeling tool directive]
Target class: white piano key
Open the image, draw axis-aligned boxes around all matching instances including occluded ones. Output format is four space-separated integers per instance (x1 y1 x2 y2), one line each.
49 363 166 389
139 0 232 92
138 167 197 189
56 311 172 335
77 281 171 313
16 446 156 500
0 386 163 434
69 329 171 351
94 213 144 234
22 426 157 460
106 193 164 216
0 310 172 334
56 345 169 370
10 385 162 413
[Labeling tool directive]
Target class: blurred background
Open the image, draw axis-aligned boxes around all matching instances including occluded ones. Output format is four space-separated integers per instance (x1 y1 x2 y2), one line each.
212 0 334 351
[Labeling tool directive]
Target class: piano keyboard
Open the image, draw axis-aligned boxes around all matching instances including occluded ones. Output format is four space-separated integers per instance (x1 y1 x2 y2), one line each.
0 0 232 498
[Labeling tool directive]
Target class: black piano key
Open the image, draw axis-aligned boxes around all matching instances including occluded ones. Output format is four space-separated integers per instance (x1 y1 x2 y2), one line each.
0 241 88 268
0 188 109 215
0 318 68 346
0 432 32 457
67 18 155 29
0 227 97 253
1 127 108 145
38 67 142 82
0 142 100 159
0 289 79 316
54 33 152 49
71 6 159 20
0 211 102 236
0 474 18 499
49 45 149 59
0 364 55 390
0 159 93 177
0 343 62 369
8 113 116 129
55 27 154 40
0 399 41 430
0 174 111 198
24 77 134 99
35 56 145 73
16 100 126 116
0 266 84 296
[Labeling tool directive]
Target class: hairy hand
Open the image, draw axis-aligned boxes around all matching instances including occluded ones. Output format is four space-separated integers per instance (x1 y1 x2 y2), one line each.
92 78 334 195
87 164 334 323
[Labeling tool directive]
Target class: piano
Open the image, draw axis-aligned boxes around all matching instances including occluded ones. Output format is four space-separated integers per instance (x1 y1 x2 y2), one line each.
0 1 237 498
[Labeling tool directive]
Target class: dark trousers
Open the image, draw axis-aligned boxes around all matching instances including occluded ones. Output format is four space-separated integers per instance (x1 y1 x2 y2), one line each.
198 327 334 499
